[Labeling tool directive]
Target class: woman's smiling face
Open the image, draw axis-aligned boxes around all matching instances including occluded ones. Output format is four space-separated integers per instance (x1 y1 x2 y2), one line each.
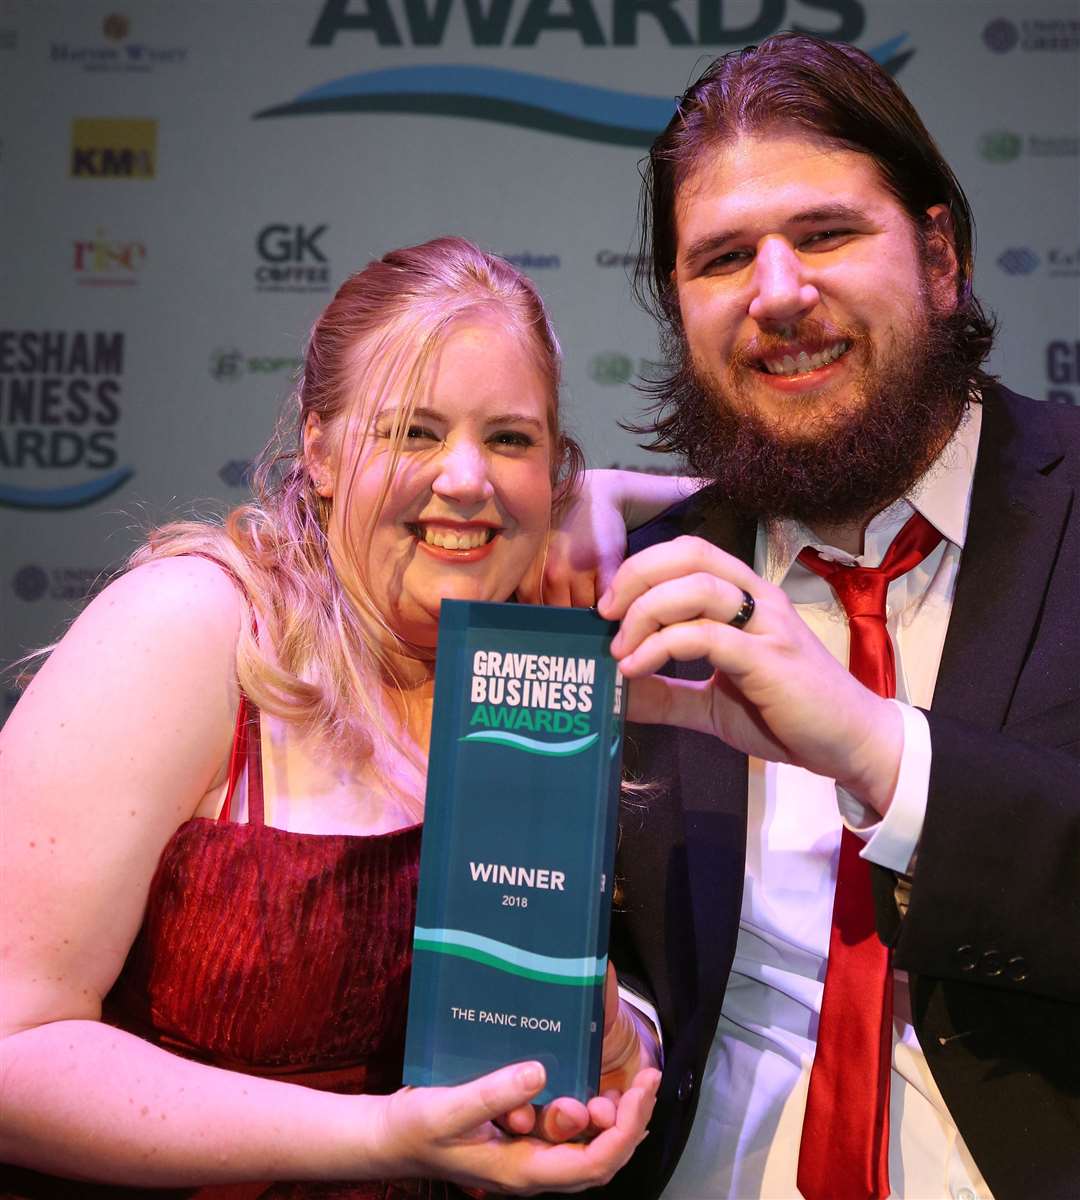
321 314 554 648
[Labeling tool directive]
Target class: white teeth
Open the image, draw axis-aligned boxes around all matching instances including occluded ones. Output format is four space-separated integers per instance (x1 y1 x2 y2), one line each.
763 340 849 376
420 526 491 550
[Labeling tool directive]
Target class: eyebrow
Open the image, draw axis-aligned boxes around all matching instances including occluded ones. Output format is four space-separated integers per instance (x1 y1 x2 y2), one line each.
397 406 546 432
680 203 873 265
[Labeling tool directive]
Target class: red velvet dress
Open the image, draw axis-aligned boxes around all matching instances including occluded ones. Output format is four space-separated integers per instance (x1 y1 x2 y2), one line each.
1 698 461 1200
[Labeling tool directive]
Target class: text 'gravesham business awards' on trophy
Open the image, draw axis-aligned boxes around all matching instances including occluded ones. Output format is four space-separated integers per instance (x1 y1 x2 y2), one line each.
403 600 626 1103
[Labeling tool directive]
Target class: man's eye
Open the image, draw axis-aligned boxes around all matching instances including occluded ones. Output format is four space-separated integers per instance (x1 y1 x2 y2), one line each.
703 250 751 273
802 230 851 248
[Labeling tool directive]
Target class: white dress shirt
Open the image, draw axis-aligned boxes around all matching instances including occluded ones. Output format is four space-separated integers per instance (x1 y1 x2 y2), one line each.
661 404 995 1200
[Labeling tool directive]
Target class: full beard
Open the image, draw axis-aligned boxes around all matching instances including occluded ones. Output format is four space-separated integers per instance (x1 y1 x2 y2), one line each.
649 310 972 528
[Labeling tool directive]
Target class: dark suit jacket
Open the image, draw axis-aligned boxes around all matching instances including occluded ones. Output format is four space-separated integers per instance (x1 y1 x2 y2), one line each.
600 386 1080 1200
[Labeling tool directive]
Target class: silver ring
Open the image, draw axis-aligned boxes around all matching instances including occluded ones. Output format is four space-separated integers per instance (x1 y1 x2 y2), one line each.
728 589 755 629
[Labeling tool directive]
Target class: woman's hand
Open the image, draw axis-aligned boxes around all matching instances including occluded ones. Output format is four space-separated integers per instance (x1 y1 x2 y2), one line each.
376 1060 660 1194
518 470 630 608
517 469 698 609
495 964 661 1145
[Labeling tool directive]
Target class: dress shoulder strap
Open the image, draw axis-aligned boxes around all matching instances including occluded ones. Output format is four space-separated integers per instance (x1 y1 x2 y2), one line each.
219 695 265 826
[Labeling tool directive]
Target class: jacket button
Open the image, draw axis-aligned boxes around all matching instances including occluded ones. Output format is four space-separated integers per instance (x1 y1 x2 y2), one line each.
979 950 1003 977
954 944 977 971
676 1069 695 1101
1006 955 1028 982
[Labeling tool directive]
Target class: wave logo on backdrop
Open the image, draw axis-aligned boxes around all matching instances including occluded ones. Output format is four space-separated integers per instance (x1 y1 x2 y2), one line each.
70 118 156 179
256 1 910 147
981 16 1080 53
0 331 134 510
73 230 147 286
51 12 188 72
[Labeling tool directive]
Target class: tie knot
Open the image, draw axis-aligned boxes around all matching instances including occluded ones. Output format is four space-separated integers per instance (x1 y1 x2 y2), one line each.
820 565 889 621
796 511 944 622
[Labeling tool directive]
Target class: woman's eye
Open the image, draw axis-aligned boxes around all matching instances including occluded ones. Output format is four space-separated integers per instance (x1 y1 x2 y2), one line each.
490 430 534 449
405 424 439 442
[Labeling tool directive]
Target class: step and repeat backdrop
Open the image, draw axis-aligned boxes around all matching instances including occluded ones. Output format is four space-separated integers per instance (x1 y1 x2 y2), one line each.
2 0 1078 714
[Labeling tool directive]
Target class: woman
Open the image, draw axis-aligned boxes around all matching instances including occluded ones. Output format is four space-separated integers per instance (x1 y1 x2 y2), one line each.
0 239 659 1198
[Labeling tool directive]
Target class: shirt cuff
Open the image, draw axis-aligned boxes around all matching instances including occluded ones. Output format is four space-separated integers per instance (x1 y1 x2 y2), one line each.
618 984 664 1061
835 700 929 875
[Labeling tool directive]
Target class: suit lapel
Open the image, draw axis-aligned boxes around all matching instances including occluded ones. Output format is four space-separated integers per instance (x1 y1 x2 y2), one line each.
933 388 1073 727
673 495 757 1015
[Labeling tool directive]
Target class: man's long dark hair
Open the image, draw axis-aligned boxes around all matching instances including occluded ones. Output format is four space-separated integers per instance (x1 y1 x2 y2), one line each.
632 33 997 458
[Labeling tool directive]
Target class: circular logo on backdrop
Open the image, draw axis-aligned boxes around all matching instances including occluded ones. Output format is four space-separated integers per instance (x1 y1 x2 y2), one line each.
589 353 635 386
978 130 1023 162
14 565 50 602
209 347 244 382
102 13 131 41
997 248 1040 275
982 19 1020 54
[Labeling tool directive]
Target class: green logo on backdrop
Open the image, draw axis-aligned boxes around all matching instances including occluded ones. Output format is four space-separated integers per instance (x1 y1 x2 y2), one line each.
979 130 1023 162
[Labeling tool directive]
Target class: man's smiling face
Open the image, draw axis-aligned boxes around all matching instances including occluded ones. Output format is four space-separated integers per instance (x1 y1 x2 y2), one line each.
672 129 957 443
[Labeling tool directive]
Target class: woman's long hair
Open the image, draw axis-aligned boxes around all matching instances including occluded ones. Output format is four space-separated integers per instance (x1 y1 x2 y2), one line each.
131 238 582 807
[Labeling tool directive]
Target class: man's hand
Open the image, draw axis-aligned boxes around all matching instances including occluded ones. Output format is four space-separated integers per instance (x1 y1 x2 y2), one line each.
598 536 905 817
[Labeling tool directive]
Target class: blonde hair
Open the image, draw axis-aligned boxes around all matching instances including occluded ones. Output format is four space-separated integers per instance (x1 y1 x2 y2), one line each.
133 238 583 792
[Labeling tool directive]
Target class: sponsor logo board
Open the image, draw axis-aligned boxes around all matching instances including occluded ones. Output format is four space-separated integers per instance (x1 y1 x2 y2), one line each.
51 13 188 72
1047 340 1080 405
501 252 560 271
979 129 1079 161
255 3 910 146
595 249 645 270
588 352 662 386
70 118 157 179
306 0 870 48
997 246 1080 278
210 347 301 382
255 223 331 293
0 330 134 509
13 564 110 603
982 16 1079 53
73 230 146 286
219 459 254 488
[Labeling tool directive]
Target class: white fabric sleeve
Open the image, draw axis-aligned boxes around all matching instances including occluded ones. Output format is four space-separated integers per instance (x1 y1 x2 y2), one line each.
618 984 664 1062
835 700 930 875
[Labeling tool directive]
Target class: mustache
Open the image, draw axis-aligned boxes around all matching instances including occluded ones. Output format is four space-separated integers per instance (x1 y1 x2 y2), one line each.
732 319 861 368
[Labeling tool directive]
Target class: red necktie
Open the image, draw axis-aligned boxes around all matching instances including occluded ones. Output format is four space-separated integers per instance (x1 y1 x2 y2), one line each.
795 511 943 1200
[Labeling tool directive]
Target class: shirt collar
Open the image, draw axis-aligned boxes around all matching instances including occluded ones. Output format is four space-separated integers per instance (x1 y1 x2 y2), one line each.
760 401 983 584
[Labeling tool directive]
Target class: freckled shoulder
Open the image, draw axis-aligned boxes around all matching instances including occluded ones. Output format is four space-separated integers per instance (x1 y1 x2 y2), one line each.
1 554 248 1032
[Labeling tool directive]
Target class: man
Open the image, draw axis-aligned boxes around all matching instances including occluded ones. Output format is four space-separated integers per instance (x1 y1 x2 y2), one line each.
593 32 1079 1200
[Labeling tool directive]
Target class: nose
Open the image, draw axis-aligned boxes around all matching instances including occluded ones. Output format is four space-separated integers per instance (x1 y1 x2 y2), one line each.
747 236 819 326
431 438 495 505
